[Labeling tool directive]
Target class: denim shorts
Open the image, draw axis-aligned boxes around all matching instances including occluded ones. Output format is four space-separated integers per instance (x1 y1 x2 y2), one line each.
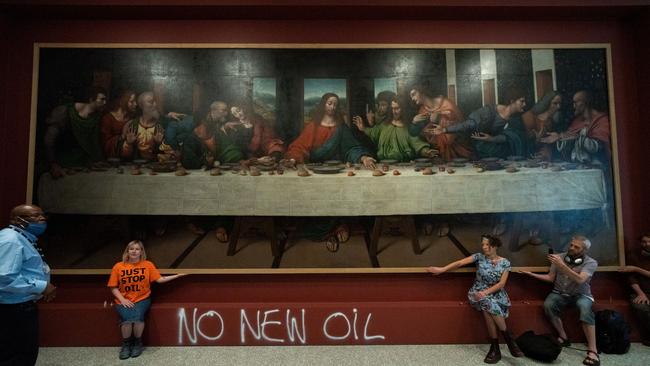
115 298 151 324
543 292 595 325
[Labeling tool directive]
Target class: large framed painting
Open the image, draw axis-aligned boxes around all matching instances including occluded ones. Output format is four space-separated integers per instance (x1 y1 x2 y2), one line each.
28 44 622 273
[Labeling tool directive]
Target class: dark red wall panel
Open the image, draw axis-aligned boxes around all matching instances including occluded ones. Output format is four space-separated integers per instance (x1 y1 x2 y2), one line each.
39 273 638 346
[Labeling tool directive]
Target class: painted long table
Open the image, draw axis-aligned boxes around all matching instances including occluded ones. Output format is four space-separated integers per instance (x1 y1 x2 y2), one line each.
37 166 607 216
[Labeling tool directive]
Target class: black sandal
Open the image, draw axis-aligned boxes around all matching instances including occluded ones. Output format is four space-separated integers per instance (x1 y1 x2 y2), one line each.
582 350 600 366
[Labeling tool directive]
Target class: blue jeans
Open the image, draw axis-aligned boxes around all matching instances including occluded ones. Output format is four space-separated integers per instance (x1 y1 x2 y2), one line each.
544 292 595 325
115 298 151 324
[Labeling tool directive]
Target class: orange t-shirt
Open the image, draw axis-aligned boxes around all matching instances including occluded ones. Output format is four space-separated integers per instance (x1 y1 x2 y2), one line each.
107 260 161 304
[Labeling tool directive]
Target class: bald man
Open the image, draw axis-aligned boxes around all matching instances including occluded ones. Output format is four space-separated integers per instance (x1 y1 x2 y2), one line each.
0 204 55 366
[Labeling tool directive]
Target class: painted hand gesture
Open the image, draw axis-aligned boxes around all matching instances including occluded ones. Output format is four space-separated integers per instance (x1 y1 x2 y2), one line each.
366 110 375 126
124 125 138 144
352 116 365 131
412 113 429 124
167 111 186 121
471 132 493 141
361 156 377 170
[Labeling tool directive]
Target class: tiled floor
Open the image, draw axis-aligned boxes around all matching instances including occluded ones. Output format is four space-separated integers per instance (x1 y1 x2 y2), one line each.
37 343 650 366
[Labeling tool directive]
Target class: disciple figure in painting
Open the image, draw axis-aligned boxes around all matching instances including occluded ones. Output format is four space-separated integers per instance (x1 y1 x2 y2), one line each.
350 90 397 157
541 90 610 167
521 91 563 161
408 86 474 161
432 88 530 159
353 95 436 162
221 100 285 162
164 100 230 169
367 90 395 127
283 93 376 168
44 86 108 178
100 89 138 159
120 92 165 162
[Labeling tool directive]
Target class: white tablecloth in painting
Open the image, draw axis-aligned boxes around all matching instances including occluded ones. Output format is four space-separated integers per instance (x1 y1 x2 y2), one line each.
37 166 607 216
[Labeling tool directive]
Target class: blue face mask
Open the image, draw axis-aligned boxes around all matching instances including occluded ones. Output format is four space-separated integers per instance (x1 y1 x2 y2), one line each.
25 222 47 236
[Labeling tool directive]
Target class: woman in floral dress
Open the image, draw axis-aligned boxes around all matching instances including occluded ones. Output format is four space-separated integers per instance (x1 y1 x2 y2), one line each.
427 235 523 363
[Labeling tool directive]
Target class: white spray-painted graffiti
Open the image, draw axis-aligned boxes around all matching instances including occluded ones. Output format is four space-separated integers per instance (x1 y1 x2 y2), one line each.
178 308 385 345
322 309 385 341
178 308 225 344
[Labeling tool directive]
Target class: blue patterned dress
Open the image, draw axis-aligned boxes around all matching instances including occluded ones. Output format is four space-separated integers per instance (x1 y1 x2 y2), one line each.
467 253 512 317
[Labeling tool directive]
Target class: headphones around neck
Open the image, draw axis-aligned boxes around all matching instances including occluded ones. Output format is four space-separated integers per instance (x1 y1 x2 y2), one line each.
564 254 584 266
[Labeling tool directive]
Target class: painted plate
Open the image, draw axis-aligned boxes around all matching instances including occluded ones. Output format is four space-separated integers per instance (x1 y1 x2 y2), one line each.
483 162 504 171
311 166 344 174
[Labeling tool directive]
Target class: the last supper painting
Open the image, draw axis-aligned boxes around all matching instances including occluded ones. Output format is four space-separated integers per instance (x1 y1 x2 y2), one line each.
28 44 621 272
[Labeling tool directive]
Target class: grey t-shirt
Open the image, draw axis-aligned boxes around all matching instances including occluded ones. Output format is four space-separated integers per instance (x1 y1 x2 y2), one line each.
551 252 598 299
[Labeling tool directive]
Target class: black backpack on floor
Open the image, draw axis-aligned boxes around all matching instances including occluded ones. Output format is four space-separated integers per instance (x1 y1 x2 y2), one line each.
595 309 631 354
515 331 562 362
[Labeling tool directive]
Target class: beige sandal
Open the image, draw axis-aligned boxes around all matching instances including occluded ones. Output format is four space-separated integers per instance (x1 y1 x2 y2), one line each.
325 237 340 252
334 224 350 243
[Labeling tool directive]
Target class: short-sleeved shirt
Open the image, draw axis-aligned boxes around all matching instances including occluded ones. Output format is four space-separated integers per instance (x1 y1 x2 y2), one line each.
551 252 598 299
107 260 161 304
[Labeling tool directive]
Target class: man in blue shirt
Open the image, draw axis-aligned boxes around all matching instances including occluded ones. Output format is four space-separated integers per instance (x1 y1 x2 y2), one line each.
0 204 56 366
